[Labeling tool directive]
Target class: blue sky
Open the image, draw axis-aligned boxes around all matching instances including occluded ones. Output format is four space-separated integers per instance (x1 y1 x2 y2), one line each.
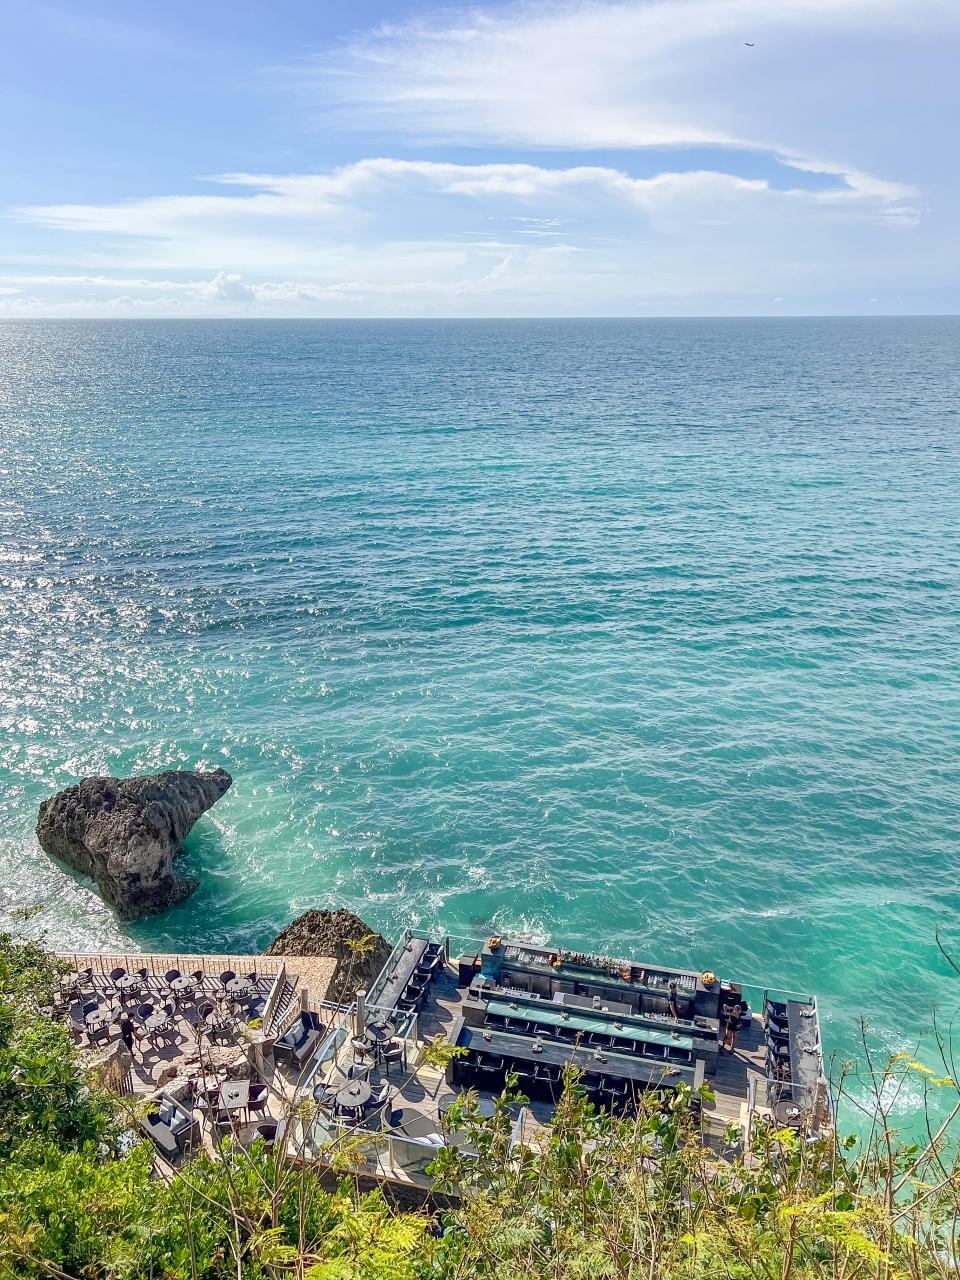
1 0 957 316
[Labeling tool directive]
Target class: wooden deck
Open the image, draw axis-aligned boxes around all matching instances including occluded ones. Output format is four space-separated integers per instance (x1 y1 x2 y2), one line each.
704 1016 766 1132
417 959 766 1135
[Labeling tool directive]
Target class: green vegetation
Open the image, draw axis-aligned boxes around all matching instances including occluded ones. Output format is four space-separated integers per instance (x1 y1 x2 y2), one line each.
0 936 428 1280
3 934 960 1280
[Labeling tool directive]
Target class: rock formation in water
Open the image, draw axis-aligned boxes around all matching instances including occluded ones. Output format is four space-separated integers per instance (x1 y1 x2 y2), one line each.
264 908 391 1004
36 767 232 921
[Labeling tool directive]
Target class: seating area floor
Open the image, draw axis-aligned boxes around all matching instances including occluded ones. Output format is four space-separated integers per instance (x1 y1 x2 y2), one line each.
416 959 767 1136
60 951 770 1175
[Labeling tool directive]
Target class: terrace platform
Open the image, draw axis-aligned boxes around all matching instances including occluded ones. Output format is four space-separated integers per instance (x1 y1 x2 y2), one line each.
413 947 766 1134
50 934 825 1181
292 940 804 1189
56 950 339 1164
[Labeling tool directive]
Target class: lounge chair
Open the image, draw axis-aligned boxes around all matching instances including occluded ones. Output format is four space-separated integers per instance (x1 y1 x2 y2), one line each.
248 1084 269 1116
252 1118 286 1150
141 1111 179 1157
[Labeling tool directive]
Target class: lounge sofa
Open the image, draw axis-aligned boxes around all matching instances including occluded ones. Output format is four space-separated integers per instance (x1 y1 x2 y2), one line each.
273 1010 323 1067
140 1091 199 1159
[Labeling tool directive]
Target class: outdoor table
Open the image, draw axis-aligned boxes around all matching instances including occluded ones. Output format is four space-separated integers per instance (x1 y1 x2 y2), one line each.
376 939 429 1012
60 971 86 990
225 979 253 1000
334 1079 371 1111
116 974 144 996
145 1014 172 1035
554 991 634 1017
219 1080 250 1113
85 1009 111 1031
773 1100 804 1129
441 1095 497 1120
366 1020 396 1042
485 997 697 1052
170 975 196 995
364 1021 396 1057
787 1001 820 1096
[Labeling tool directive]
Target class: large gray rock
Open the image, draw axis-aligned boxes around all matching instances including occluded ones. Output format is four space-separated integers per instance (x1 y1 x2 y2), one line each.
36 768 231 920
264 908 391 1004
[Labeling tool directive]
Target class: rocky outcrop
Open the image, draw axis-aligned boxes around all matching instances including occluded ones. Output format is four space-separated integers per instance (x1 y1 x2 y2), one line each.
264 908 391 1004
36 768 231 921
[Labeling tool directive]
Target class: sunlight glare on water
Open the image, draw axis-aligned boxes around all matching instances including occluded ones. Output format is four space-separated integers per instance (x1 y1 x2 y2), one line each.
1 317 959 1106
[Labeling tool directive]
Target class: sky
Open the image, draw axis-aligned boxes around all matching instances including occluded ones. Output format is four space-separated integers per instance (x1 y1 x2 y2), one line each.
0 0 958 316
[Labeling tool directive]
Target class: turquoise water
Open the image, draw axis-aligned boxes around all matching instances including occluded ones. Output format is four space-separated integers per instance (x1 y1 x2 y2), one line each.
2 318 960 1110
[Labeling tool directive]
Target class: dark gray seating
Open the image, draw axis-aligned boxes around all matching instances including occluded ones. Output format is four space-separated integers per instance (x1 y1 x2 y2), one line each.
273 1011 322 1066
140 1093 198 1158
381 1041 404 1076
252 1118 286 1150
142 1112 179 1156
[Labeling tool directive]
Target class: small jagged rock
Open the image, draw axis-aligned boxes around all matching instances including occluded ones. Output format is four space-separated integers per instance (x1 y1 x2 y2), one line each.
264 908 391 1004
36 767 231 921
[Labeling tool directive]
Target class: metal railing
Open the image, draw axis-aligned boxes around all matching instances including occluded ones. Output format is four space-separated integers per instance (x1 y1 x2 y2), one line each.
366 930 452 1005
366 930 413 1004
274 996 344 1043
57 951 286 982
748 1073 834 1139
762 986 818 1013
293 1000 445 1181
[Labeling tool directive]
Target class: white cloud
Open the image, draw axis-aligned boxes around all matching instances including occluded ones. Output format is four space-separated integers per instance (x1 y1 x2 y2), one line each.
2 0 956 314
310 0 953 197
15 157 912 242
0 155 933 315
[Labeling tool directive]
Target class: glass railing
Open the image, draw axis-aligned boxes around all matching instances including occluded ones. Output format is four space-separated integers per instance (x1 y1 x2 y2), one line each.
366 931 413 1004
748 1074 833 1135
366 932 450 1004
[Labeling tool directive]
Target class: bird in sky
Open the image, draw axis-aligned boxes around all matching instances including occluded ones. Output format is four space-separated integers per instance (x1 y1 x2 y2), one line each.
745 42 754 46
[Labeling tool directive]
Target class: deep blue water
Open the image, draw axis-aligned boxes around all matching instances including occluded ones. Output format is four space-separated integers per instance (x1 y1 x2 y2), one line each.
2 318 959 1115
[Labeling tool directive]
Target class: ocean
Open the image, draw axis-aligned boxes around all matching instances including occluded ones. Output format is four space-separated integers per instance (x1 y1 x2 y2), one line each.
2 318 959 1120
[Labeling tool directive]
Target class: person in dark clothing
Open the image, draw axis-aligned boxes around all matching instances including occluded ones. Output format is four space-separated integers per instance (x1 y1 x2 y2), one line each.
667 983 682 1020
118 1012 137 1056
722 1001 744 1052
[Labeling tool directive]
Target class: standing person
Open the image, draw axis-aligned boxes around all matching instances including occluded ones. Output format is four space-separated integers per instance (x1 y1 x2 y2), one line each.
723 1001 744 1053
118 1011 137 1058
667 982 682 1020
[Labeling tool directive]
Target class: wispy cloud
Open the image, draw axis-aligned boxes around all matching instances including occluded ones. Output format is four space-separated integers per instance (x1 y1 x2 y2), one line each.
16 157 915 241
3 158 926 315
304 0 949 208
3 0 955 315
321 1 943 128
